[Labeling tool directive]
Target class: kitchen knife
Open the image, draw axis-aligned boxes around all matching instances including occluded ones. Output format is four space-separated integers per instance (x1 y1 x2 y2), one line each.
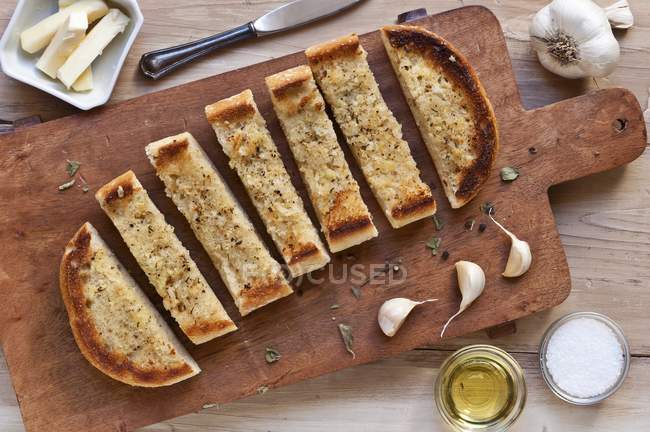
140 0 364 80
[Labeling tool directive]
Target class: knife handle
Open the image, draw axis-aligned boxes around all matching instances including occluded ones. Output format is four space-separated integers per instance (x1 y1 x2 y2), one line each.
140 23 257 80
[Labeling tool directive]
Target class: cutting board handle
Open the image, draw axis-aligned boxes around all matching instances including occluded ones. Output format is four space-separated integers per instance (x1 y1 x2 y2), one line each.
524 88 646 188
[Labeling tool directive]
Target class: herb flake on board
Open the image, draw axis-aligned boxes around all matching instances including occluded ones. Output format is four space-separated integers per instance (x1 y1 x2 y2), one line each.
257 385 269 395
433 214 444 231
351 286 362 299
426 237 442 256
66 160 81 177
265 347 281 364
480 202 496 215
500 166 520 182
58 179 76 191
338 323 356 359
478 223 487 233
464 219 475 231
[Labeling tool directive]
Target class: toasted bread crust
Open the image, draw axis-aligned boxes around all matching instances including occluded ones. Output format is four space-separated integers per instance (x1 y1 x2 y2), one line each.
59 223 199 387
306 35 436 228
381 25 499 207
146 133 294 316
305 34 361 64
96 171 236 343
266 66 378 251
205 90 256 124
206 91 330 276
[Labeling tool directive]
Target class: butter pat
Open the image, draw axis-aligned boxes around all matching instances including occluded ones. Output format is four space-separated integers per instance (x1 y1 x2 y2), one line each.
36 13 88 79
20 0 108 54
72 67 93 92
57 9 130 89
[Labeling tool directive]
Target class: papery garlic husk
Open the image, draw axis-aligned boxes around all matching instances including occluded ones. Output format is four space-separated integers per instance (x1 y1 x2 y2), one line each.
530 0 620 79
440 261 486 338
490 215 532 278
378 297 437 337
605 0 634 29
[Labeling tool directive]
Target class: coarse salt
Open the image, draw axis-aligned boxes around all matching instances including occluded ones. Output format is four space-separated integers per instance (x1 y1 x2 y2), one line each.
545 317 624 398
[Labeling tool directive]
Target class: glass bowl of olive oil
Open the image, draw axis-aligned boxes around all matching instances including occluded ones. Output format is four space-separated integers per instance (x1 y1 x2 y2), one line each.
435 345 526 431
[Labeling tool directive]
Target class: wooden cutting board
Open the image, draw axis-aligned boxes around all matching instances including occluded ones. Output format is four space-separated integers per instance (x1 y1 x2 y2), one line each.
0 6 645 432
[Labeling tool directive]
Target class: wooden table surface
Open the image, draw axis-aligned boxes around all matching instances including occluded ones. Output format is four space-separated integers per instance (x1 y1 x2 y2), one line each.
1 0 648 430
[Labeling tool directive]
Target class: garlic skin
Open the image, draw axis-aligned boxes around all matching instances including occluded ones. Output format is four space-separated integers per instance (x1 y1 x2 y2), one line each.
605 0 634 29
490 215 532 278
378 298 437 337
440 261 486 338
530 0 620 79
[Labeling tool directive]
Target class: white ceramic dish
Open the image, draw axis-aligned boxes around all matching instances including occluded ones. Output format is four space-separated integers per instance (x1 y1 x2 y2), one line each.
0 0 143 111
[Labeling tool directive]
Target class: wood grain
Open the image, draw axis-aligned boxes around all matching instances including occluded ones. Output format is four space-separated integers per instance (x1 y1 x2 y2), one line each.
0 1 649 431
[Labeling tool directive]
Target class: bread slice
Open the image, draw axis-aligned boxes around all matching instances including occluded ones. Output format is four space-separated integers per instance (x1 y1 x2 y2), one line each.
265 66 378 253
59 222 200 387
145 133 294 316
205 90 330 277
95 171 236 344
381 25 499 209
305 34 436 229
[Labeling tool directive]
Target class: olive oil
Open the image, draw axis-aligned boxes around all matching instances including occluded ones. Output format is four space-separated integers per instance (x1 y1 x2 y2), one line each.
435 345 526 431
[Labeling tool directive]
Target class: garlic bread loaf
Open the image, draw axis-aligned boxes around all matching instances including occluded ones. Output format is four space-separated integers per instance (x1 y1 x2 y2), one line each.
146 133 294 316
265 66 378 252
59 222 200 387
305 34 436 228
96 171 236 344
381 25 499 209
205 90 330 277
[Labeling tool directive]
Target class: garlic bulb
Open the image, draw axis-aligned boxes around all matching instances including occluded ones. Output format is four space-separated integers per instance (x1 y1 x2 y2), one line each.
440 261 485 338
530 0 620 79
605 0 634 29
490 215 532 278
378 297 437 337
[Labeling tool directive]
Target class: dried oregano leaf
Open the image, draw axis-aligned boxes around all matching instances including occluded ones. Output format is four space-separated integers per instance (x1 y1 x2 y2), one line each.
500 166 520 182
265 347 281 364
426 237 442 255
338 323 355 359
66 160 81 177
433 214 444 231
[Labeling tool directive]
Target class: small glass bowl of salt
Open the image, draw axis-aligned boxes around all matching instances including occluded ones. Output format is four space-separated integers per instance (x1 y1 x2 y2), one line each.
539 312 630 405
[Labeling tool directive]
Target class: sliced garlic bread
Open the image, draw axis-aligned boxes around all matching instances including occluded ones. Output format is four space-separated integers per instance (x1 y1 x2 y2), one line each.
59 222 200 387
381 25 499 209
305 34 436 228
205 90 330 277
146 133 294 316
95 171 236 344
265 66 378 253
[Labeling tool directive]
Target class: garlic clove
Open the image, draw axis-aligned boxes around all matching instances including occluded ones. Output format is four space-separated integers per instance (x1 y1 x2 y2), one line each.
489 215 532 278
440 261 485 338
503 237 532 278
378 297 437 337
605 0 634 29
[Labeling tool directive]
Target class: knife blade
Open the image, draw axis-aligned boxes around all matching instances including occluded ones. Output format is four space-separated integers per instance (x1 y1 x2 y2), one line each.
140 0 364 80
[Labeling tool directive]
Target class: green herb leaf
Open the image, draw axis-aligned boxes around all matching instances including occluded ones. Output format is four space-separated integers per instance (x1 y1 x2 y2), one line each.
257 385 269 395
464 219 475 231
66 160 81 177
82 184 90 193
58 179 76 191
480 202 495 215
433 214 444 231
500 166 520 182
426 237 442 255
338 323 355 359
330 304 340 310
265 347 281 364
